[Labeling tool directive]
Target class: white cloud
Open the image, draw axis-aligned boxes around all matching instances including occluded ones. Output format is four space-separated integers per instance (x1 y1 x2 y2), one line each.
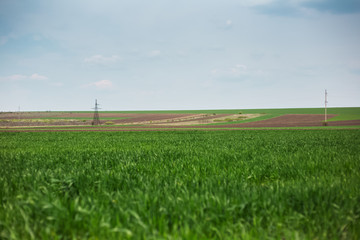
0 73 48 82
85 80 113 89
30 73 48 80
226 19 232 26
148 50 161 57
0 74 26 81
84 55 121 65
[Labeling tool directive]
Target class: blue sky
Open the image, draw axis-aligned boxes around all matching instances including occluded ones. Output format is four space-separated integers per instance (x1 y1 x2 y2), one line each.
0 0 359 111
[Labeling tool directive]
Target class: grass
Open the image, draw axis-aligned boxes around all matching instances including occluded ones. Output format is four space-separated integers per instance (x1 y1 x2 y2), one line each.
240 107 360 116
328 114 360 122
1 130 360 239
1 125 360 132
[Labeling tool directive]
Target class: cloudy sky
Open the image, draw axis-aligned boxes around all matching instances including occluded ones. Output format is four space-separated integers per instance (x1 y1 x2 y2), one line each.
0 0 359 111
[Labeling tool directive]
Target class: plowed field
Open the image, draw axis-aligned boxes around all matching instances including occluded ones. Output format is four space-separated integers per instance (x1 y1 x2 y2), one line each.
1 112 360 132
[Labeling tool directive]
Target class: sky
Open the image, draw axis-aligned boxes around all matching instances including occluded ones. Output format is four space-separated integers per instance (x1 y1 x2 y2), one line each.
0 0 359 111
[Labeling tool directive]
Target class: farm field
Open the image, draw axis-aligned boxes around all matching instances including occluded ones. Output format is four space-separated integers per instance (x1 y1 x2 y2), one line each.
1 107 360 130
1 130 360 239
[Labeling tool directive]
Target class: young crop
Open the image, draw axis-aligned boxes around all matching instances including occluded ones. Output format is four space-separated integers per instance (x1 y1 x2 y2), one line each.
0 130 359 239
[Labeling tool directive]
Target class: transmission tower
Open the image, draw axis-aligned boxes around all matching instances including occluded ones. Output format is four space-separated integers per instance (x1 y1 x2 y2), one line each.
92 99 101 125
324 89 328 123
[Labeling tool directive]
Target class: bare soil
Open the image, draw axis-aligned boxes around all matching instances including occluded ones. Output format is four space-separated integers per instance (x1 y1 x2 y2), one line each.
0 112 201 126
1 112 359 131
152 114 261 126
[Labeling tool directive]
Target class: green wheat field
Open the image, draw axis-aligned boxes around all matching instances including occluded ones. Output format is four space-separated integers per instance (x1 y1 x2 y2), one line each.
1 130 360 239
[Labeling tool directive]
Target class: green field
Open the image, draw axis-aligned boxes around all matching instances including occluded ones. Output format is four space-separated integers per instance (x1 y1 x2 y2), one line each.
1 125 360 132
1 130 359 239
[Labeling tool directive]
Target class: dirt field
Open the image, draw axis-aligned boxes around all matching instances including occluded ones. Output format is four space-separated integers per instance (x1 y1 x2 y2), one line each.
1 112 359 131
0 112 256 126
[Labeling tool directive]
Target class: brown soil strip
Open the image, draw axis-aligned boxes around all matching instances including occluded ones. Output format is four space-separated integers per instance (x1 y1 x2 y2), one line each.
1 114 360 132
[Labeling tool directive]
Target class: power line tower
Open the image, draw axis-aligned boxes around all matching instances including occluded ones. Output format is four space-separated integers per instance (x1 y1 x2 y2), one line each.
92 99 101 125
324 89 328 123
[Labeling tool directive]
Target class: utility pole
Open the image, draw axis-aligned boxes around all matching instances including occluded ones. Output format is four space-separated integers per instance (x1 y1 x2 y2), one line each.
92 99 101 125
324 89 328 123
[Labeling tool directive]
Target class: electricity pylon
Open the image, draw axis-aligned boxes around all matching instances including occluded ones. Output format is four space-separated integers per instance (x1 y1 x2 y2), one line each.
324 90 328 123
92 99 101 125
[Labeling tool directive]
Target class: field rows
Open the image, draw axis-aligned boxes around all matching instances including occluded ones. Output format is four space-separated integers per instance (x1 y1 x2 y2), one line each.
1 107 359 128
1 130 359 239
